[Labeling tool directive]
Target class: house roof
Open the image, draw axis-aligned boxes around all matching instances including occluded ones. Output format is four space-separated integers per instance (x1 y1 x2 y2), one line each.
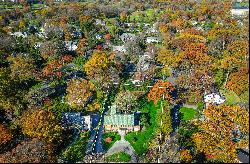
104 114 134 126
237 149 249 163
62 112 86 130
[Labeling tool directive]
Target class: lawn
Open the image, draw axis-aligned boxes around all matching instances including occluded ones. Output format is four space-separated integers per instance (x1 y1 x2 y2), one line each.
105 152 131 162
179 107 197 121
125 101 158 155
220 88 241 105
102 132 121 151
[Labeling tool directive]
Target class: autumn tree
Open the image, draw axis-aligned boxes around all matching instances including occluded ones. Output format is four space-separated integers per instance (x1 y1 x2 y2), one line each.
39 40 66 60
20 109 62 143
76 38 88 56
0 67 28 115
7 53 36 81
192 104 249 163
0 138 56 163
148 80 174 105
225 67 249 98
65 78 96 110
114 91 139 114
0 124 12 145
180 149 193 163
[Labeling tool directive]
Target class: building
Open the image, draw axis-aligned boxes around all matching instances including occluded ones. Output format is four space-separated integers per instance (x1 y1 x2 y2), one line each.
104 105 140 133
112 45 127 53
64 41 78 51
231 1 249 16
119 33 136 43
62 112 91 131
146 37 160 44
204 93 225 108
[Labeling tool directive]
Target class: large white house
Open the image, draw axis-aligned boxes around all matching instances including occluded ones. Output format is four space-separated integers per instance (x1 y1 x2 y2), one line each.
231 8 249 16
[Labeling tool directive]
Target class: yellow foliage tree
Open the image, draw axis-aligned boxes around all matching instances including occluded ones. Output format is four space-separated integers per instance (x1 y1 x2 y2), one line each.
20 109 62 143
192 104 249 163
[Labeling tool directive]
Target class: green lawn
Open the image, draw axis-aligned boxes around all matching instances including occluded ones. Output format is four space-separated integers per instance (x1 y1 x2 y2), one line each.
220 88 241 105
106 152 131 162
179 107 197 121
102 132 121 151
125 101 158 155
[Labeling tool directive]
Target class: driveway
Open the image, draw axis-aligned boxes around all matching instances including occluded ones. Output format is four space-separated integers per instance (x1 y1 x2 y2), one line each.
105 130 137 163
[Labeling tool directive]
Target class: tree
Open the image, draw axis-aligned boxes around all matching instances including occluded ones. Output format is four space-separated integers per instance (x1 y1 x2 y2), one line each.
0 67 28 115
20 109 62 143
180 149 192 163
7 53 36 81
192 104 249 163
156 101 172 135
65 78 96 109
76 38 88 56
39 40 66 60
114 91 139 114
148 80 174 105
0 124 12 145
225 67 249 97
120 11 127 22
0 138 56 163
84 51 110 79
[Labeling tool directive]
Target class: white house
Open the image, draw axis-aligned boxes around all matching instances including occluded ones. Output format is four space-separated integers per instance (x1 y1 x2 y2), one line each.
119 33 136 43
204 93 225 108
231 8 249 16
65 41 78 51
8 32 27 38
112 45 126 53
146 37 160 44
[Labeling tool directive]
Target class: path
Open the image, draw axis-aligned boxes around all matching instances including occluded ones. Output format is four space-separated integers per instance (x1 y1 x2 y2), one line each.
105 130 137 163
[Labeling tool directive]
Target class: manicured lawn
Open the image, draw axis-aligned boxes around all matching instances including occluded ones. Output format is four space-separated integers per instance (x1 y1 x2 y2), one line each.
125 101 158 155
106 152 131 162
220 88 241 105
102 132 121 151
179 107 197 121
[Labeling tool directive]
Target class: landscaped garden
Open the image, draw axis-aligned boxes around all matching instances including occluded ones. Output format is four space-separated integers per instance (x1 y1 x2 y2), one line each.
102 132 121 151
179 107 197 121
105 152 131 162
125 100 158 155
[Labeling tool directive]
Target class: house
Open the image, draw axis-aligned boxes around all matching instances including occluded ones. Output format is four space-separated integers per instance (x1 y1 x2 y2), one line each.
64 41 78 51
8 32 27 38
231 1 249 16
62 112 91 131
131 71 143 84
231 8 249 16
204 93 225 108
237 149 249 163
119 33 136 43
146 37 160 44
95 19 105 26
104 105 140 133
112 45 127 53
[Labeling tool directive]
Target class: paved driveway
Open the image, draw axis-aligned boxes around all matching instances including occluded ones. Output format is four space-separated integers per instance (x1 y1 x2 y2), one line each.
105 130 137 163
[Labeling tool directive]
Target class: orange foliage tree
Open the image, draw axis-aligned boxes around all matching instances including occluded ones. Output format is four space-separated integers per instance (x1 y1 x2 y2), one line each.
180 149 192 163
0 124 12 145
148 80 174 105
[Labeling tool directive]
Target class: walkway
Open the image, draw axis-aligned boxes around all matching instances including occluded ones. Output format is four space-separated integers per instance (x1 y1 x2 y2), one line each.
105 130 137 163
